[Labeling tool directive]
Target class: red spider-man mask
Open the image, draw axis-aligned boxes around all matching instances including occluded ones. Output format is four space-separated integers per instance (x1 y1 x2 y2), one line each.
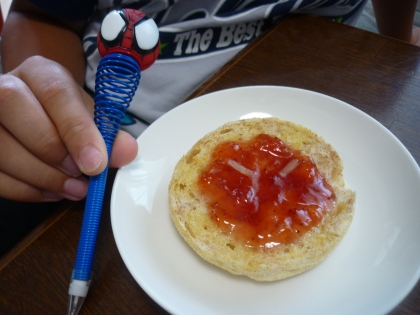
97 9 160 70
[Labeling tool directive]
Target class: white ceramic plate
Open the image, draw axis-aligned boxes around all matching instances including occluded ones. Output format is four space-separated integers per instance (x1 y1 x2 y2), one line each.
111 86 420 315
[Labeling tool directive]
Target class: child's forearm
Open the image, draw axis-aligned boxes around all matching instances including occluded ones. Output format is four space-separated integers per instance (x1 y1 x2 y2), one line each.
371 0 418 43
1 0 87 86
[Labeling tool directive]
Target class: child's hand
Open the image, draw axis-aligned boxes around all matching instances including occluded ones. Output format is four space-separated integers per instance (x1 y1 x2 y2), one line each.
0 56 138 202
411 27 420 46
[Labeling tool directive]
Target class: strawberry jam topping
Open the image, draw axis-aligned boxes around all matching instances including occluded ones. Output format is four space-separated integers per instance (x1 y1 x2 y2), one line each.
197 134 335 248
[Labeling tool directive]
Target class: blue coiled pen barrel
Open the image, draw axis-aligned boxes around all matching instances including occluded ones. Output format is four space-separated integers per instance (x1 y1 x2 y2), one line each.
72 53 141 281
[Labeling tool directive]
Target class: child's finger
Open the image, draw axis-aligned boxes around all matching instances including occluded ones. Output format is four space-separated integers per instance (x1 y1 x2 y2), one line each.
14 56 109 176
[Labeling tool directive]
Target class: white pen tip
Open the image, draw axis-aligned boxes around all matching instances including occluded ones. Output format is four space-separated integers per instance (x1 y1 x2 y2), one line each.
68 278 90 314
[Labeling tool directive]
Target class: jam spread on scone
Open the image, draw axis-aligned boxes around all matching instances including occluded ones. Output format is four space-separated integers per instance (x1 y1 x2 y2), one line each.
198 134 336 248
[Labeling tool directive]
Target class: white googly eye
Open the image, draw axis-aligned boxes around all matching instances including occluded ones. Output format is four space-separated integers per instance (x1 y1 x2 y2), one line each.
134 18 159 50
101 10 127 41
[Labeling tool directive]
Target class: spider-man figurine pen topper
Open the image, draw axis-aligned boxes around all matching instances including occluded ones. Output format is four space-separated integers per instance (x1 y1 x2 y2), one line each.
97 8 160 70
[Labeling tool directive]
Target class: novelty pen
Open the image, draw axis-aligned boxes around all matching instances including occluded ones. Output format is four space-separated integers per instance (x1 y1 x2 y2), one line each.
67 9 159 315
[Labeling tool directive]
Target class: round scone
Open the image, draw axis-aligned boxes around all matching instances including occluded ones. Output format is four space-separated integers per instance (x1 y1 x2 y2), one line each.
169 117 355 281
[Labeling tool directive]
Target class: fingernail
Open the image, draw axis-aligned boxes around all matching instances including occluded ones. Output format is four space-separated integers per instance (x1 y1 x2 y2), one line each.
61 155 82 177
64 177 88 200
43 191 64 201
79 146 104 173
